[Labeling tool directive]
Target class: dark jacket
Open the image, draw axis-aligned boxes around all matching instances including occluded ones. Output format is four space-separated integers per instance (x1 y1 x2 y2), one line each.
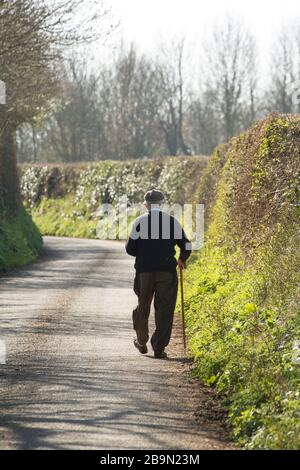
125 209 191 273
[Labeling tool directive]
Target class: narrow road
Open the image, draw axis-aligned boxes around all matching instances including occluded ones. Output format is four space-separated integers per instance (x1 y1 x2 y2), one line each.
0 237 233 450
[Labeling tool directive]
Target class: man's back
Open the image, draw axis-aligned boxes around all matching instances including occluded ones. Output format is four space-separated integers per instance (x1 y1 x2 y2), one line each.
126 189 191 359
126 209 191 273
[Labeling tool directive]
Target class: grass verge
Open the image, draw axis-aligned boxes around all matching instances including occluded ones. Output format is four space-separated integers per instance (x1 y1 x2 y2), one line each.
0 206 43 271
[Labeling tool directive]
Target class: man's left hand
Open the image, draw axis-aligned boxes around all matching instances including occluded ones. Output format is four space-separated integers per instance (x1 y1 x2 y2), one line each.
178 258 187 270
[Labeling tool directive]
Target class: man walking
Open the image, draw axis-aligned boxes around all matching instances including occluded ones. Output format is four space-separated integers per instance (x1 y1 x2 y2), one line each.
126 189 191 359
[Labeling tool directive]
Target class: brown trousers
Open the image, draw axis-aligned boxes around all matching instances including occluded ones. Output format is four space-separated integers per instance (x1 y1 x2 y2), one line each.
132 271 178 353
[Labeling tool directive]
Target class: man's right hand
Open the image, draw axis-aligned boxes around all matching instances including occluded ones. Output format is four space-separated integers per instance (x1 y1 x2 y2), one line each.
178 258 187 270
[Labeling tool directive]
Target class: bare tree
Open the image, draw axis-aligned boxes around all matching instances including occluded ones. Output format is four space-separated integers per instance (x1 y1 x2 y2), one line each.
202 17 258 142
266 26 300 113
186 88 221 155
106 44 163 159
17 44 165 162
155 37 191 156
0 0 112 207
44 58 102 162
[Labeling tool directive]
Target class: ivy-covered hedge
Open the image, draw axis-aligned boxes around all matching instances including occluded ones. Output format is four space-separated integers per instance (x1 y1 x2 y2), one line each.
184 114 300 449
19 156 208 238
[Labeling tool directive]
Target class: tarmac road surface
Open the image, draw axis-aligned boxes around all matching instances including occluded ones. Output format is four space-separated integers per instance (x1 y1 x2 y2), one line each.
0 237 234 450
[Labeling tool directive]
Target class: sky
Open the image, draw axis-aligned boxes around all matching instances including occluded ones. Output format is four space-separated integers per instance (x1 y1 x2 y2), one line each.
107 0 300 59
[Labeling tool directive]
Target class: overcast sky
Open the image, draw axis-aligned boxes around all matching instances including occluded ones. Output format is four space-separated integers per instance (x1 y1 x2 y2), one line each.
108 0 300 58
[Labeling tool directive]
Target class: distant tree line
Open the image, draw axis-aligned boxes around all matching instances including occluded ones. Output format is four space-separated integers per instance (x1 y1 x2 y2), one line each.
16 17 300 163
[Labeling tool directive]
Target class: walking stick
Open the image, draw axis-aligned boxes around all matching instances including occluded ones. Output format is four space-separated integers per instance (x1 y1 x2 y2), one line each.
179 266 186 350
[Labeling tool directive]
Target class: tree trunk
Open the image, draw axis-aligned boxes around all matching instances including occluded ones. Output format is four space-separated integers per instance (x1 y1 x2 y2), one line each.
0 124 20 212
31 123 38 163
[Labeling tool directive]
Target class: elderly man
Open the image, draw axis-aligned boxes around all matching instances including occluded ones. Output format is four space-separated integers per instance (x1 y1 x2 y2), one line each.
126 189 191 359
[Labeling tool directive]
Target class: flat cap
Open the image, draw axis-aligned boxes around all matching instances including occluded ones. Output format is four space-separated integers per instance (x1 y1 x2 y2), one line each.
144 189 165 203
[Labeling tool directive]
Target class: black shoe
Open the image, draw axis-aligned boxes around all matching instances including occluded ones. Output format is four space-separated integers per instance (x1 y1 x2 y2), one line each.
154 350 168 359
134 338 148 354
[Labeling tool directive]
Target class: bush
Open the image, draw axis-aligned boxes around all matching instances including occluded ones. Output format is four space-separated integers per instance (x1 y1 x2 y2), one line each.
184 114 300 449
19 156 208 237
